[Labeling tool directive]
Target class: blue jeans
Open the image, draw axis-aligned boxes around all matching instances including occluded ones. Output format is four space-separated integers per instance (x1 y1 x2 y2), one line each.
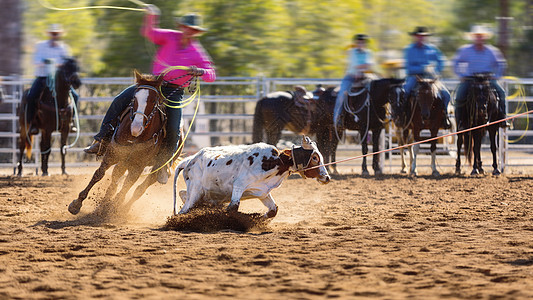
404 75 451 109
334 74 355 125
95 85 183 164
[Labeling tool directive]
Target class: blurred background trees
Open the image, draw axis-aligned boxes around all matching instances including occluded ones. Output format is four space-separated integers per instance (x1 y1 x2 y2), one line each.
2 0 531 78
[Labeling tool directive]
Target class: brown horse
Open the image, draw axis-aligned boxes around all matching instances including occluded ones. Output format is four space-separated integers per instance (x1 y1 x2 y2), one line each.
455 73 501 176
393 76 446 176
17 57 81 176
68 71 181 215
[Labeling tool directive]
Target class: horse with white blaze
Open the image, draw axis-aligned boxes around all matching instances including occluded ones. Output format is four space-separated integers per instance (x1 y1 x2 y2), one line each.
173 136 331 218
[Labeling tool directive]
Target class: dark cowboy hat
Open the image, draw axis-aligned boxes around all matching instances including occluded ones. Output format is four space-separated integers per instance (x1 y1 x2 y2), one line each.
409 26 432 36
177 13 207 32
353 34 369 41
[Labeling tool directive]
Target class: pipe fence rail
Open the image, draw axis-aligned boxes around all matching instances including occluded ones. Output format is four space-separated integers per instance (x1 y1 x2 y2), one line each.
1 76 532 174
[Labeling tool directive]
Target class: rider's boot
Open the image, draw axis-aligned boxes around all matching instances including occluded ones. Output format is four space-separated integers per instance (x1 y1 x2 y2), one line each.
84 123 113 155
29 123 39 135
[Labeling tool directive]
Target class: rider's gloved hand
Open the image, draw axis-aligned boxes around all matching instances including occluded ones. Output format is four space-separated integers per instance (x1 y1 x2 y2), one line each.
187 66 205 76
144 4 161 15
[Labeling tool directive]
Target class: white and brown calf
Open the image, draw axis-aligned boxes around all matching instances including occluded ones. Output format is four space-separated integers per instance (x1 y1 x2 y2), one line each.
173 136 330 218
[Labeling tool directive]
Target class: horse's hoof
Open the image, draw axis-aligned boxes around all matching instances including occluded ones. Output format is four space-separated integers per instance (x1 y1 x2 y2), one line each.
374 169 383 176
42 172 49 177
362 170 370 176
479 168 485 175
432 170 441 177
492 169 501 176
68 199 83 215
400 170 407 174
470 169 479 176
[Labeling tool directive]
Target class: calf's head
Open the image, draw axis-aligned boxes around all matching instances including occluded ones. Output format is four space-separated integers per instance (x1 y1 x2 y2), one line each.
292 136 330 184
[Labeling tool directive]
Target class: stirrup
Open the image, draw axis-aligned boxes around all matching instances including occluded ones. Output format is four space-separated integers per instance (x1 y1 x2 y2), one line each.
84 140 104 155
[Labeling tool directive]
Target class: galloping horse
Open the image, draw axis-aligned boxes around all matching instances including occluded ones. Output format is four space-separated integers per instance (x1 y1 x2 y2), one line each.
455 73 501 176
335 78 404 175
252 86 339 173
68 71 182 215
17 57 81 176
392 76 447 176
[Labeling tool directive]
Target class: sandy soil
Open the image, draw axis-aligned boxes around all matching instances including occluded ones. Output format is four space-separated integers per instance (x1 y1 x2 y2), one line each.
1 170 533 299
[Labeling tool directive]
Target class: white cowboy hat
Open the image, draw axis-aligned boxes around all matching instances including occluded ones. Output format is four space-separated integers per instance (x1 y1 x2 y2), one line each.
466 25 493 40
47 24 64 33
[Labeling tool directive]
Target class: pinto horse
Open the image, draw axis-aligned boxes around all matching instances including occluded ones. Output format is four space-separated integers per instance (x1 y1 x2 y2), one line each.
17 57 81 176
68 71 182 215
252 86 339 173
335 78 403 175
455 73 501 176
397 77 447 176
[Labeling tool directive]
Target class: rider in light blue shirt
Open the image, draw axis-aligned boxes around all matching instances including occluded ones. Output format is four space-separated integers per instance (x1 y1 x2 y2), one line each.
26 24 79 134
334 34 376 126
404 26 451 128
453 25 508 128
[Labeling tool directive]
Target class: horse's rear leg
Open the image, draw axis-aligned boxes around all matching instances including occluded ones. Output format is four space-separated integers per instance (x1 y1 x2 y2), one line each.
489 127 500 175
471 132 484 176
361 139 369 176
68 155 117 215
455 134 463 175
40 131 52 176
372 128 382 175
17 134 28 177
60 129 69 175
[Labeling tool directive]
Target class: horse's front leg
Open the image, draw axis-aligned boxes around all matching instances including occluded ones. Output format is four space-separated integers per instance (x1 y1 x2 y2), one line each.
17 132 27 177
372 128 382 175
430 128 440 177
397 129 407 174
489 126 500 175
361 133 369 176
455 133 463 175
68 154 118 215
124 171 159 211
114 164 144 206
410 131 421 177
40 130 52 176
103 162 128 200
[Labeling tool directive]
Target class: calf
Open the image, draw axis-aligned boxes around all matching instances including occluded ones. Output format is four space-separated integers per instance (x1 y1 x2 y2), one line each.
173 136 330 218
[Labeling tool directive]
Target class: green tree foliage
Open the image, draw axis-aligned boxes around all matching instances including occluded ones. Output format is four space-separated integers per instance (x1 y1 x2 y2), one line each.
23 0 533 78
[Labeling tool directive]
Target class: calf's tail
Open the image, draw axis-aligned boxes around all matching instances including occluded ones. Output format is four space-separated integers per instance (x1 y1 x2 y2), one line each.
172 157 191 215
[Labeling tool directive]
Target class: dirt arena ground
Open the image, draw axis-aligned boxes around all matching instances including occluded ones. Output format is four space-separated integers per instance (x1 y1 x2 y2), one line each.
1 169 533 299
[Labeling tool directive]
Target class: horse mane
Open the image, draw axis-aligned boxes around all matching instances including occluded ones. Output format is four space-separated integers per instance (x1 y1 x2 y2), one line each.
134 70 162 87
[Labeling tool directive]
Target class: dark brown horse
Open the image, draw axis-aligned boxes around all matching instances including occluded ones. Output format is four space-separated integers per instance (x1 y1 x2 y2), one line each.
455 73 501 176
17 57 81 176
335 78 404 175
252 86 339 173
392 77 446 176
68 71 182 215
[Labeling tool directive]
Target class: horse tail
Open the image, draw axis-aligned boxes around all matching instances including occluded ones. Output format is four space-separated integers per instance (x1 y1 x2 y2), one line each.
252 98 264 143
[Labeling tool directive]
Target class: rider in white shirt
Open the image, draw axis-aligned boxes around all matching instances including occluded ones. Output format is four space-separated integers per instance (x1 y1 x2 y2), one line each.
26 24 78 134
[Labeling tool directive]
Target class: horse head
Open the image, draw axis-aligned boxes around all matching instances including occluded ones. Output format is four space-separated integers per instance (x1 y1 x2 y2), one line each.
131 70 164 137
470 73 498 124
59 57 81 89
414 76 438 120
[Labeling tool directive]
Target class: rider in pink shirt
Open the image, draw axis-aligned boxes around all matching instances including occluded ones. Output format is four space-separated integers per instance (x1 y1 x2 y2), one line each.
85 5 216 183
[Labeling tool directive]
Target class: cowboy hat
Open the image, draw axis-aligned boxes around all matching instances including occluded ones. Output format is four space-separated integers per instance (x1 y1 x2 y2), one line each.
353 34 369 41
47 24 64 33
466 25 493 39
409 26 432 36
177 13 207 32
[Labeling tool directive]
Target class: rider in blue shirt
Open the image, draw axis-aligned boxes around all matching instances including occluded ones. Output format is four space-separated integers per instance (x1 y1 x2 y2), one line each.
404 26 451 128
453 25 509 128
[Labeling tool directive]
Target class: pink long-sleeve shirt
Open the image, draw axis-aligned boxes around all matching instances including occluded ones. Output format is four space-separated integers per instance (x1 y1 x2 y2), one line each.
141 14 216 86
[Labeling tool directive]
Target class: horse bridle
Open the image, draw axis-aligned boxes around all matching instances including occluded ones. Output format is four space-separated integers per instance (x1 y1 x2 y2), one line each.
132 84 165 130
